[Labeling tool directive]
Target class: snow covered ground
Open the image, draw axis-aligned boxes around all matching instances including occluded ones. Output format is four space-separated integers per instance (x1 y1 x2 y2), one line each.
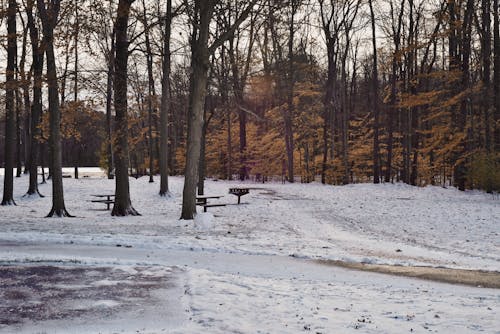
0 170 499 333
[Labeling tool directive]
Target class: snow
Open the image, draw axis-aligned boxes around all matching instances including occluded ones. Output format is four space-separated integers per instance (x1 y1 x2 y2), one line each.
0 169 499 333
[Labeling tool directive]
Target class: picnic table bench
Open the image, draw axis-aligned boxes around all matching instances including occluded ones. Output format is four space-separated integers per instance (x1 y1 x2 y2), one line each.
91 194 115 210
196 195 226 212
229 187 250 204
196 195 225 212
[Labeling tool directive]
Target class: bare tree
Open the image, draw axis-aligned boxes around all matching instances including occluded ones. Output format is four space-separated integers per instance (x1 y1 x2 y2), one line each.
368 0 381 184
25 0 44 197
181 0 258 220
2 0 18 206
112 0 139 216
38 0 72 216
159 0 173 196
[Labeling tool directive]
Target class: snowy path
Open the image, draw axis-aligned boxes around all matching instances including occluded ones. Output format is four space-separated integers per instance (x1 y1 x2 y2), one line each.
1 241 499 333
1 173 499 332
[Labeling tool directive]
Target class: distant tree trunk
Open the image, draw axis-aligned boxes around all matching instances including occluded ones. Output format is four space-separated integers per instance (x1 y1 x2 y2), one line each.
197 103 209 196
369 0 381 184
106 31 115 180
25 11 44 197
494 0 500 151
227 11 255 182
385 1 404 183
2 0 17 206
285 0 298 183
159 0 171 196
142 0 155 183
482 0 492 151
38 0 71 216
73 0 79 179
454 0 474 191
19 19 30 176
15 74 23 178
319 0 336 185
112 0 139 216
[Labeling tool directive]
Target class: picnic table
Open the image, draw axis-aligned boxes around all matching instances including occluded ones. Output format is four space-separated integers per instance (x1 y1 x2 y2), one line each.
196 195 226 212
91 194 115 210
228 187 250 204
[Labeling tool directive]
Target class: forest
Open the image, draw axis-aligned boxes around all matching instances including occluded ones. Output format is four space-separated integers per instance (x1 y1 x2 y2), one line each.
0 0 499 218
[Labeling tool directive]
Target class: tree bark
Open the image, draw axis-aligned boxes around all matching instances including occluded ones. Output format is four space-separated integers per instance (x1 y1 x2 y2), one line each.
112 0 139 216
106 30 115 180
38 0 71 216
482 0 492 151
159 0 171 196
142 0 155 183
74 0 79 179
2 0 17 206
369 0 381 184
494 0 500 151
26 0 44 197
285 0 298 183
181 0 257 219
454 0 474 191
181 1 214 220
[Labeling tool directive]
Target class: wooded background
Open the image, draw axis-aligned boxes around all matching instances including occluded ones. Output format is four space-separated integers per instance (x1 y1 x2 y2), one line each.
0 0 499 215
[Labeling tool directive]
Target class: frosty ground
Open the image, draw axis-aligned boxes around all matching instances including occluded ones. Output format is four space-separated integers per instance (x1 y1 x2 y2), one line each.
0 170 499 333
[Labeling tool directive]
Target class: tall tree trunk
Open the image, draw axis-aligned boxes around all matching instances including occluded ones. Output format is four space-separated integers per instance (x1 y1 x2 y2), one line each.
73 0 79 179
15 73 23 178
38 0 71 216
181 0 256 219
285 1 298 183
454 0 474 191
494 0 500 151
181 1 214 220
112 0 139 216
26 0 43 196
385 1 404 183
482 0 492 151
106 31 115 180
19 20 30 176
159 0 171 196
369 0 381 184
2 0 17 205
142 0 155 183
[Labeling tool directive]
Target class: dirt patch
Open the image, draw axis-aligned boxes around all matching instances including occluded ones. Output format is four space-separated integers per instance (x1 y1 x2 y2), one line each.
316 259 500 289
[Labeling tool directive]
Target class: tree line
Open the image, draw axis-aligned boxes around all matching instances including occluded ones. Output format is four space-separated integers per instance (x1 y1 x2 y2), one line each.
1 0 499 218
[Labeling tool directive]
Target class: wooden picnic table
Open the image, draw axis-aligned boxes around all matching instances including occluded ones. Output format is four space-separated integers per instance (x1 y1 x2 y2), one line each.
196 195 226 212
196 195 223 205
91 194 115 210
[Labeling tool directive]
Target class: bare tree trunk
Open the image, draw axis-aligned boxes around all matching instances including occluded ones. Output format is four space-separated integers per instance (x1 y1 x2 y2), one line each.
111 0 139 216
385 1 405 183
26 0 43 196
73 0 79 179
285 1 298 183
454 0 474 191
38 0 71 216
181 1 214 220
369 0 381 184
142 0 155 183
2 0 17 206
181 0 257 219
19 17 30 176
159 0 171 196
494 0 500 151
482 0 492 151
106 31 115 180
15 73 23 178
